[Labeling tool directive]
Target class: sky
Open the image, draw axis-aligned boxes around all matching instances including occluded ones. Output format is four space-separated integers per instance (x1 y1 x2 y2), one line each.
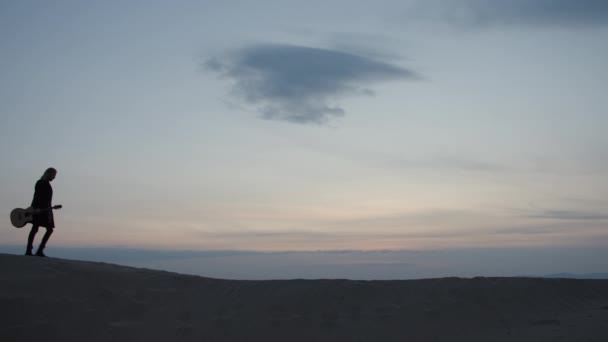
1 1 607 277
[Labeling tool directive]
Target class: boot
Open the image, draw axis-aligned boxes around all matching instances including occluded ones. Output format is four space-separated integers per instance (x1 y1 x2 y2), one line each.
36 228 52 257
26 225 38 256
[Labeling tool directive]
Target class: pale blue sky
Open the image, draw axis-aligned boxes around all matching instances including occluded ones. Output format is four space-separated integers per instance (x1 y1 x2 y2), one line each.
1 1 607 259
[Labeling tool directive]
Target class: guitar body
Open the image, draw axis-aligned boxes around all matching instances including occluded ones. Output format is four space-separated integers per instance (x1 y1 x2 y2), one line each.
10 208 35 228
10 205 62 228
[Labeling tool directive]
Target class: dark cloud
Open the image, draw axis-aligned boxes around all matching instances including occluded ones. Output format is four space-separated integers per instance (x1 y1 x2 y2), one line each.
206 44 418 124
419 0 608 28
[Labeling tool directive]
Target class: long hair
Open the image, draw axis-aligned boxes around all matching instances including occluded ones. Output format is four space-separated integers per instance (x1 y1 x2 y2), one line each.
42 167 57 179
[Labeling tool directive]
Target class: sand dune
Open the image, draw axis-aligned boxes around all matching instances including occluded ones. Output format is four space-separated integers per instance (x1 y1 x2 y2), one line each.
1 253 607 341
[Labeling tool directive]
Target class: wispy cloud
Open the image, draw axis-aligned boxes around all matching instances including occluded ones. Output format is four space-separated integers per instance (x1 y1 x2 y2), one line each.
530 210 608 221
494 225 573 235
206 43 418 124
414 0 608 28
397 155 512 173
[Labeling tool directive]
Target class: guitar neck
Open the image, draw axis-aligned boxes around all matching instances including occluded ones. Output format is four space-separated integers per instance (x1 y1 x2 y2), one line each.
35 205 62 212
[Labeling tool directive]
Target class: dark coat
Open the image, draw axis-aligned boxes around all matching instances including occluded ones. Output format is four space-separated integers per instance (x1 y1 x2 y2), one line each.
31 179 54 228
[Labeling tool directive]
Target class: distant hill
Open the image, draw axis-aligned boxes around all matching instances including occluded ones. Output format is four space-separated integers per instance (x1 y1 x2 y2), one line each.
544 273 608 279
1 253 608 342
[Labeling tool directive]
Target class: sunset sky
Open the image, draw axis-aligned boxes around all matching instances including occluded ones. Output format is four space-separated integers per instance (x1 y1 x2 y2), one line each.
1 0 607 256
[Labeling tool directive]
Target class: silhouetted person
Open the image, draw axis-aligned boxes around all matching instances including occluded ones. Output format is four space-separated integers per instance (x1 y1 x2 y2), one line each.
26 168 57 257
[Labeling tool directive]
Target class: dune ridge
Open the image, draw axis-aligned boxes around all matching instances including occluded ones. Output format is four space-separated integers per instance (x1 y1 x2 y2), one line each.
1 253 607 341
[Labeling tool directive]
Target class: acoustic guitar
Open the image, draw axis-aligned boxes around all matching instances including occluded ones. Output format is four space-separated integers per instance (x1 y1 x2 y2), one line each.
10 205 62 228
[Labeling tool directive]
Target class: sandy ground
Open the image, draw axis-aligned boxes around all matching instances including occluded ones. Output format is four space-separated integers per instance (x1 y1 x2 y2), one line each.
1 253 608 342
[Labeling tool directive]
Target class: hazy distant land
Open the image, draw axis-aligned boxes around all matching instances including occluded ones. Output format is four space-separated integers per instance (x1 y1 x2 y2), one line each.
1 245 607 280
